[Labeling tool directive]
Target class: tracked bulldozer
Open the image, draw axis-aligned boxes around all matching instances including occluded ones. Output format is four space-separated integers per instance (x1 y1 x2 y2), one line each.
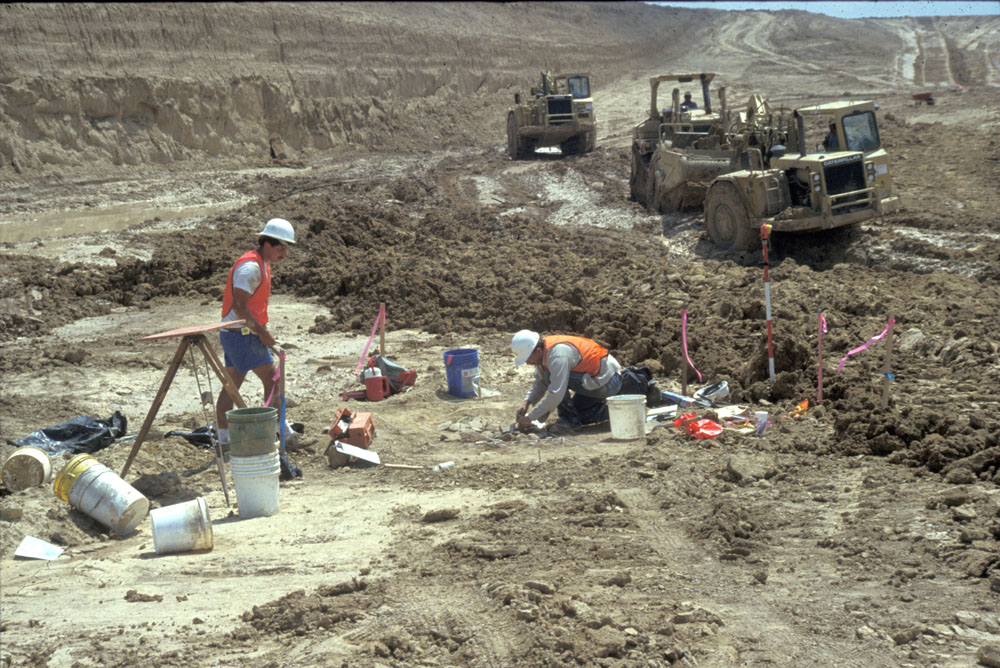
507 71 596 159
630 73 898 250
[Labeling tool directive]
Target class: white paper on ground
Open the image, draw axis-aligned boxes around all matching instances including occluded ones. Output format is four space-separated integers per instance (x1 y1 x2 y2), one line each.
15 535 65 560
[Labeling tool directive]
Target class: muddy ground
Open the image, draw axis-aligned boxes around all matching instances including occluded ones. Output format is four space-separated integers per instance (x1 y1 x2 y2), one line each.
2 4 1000 668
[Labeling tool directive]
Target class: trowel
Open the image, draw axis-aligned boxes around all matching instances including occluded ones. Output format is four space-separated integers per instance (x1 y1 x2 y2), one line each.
327 441 381 468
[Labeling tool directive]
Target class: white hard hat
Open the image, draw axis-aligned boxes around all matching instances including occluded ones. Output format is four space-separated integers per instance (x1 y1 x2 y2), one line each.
260 218 295 244
511 329 540 366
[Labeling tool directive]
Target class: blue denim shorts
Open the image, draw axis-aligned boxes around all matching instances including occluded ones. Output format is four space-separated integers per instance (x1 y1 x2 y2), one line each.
220 329 273 374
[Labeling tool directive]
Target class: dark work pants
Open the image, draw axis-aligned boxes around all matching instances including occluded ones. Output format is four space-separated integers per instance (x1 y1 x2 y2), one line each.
556 372 623 427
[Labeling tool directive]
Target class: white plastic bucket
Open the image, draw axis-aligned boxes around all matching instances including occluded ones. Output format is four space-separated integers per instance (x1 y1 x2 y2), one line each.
150 497 213 554
58 456 149 535
2 446 53 492
230 452 280 519
607 394 647 440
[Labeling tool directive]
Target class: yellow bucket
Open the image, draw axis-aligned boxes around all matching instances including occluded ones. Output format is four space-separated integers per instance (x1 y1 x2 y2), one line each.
53 453 148 534
53 453 99 502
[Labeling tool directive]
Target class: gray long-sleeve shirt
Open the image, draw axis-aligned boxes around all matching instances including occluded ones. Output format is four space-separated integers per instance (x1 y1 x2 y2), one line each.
524 342 621 422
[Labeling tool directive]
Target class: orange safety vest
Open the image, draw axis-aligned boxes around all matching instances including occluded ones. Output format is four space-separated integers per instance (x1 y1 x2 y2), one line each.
543 335 608 376
221 249 271 325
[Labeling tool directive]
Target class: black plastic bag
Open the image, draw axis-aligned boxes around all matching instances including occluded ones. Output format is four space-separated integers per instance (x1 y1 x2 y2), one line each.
365 354 417 394
164 426 216 449
9 412 128 456
619 366 653 397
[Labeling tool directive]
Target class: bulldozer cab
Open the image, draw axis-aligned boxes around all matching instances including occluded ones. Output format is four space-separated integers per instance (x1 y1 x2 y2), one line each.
645 73 724 149
795 101 882 155
789 100 893 214
649 73 716 121
542 72 591 99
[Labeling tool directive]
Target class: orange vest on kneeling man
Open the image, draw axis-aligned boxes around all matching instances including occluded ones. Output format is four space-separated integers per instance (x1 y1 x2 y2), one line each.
543 335 609 376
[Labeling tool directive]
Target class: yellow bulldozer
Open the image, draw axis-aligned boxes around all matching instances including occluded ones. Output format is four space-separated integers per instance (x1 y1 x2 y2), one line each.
630 73 898 250
507 71 596 159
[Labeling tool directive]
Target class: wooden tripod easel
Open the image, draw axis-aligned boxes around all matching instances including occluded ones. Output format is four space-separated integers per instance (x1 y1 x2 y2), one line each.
120 321 247 482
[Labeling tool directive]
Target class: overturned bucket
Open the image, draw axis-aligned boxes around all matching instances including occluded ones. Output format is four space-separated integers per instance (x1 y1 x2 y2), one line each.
53 454 149 535
151 497 213 555
607 394 647 440
227 407 278 457
2 446 53 492
230 451 280 519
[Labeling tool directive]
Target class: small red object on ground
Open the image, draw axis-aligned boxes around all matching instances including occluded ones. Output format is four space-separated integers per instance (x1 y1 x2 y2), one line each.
685 419 723 439
672 413 699 429
328 408 375 448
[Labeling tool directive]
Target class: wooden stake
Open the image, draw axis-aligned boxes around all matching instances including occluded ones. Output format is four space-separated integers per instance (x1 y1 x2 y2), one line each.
761 224 775 381
379 302 386 356
681 310 688 396
880 316 894 409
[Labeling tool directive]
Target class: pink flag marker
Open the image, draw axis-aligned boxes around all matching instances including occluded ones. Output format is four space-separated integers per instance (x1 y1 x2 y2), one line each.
354 304 386 376
837 318 896 372
682 309 702 383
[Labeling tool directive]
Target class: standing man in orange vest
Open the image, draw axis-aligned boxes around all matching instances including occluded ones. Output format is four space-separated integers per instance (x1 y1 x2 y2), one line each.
511 330 623 431
215 218 297 449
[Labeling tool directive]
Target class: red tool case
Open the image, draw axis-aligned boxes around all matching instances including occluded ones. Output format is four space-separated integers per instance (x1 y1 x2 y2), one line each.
328 408 375 448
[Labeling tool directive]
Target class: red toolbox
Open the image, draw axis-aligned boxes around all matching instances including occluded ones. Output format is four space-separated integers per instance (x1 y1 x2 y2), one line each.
328 408 375 448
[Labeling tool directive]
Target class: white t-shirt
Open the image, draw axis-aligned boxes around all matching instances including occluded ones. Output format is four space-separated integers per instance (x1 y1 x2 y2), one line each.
222 260 264 324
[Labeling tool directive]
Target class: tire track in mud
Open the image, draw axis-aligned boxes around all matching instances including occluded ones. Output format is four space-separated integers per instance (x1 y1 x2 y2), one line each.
280 582 522 667
615 467 905 666
931 17 958 87
611 486 812 664
708 13 825 78
959 17 1000 86
889 20 920 84
912 17 955 88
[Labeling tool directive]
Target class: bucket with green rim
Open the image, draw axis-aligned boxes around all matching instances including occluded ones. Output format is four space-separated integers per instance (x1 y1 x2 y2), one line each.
226 407 279 457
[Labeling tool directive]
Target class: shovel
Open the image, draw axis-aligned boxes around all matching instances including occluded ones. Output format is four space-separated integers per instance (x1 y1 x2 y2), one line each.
270 346 287 451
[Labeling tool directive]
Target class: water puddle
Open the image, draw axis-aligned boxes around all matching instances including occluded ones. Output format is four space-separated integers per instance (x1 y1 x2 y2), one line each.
0 198 247 243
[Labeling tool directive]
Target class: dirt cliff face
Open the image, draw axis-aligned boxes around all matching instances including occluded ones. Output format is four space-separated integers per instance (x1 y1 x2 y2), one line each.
0 2 694 176
3 3 997 179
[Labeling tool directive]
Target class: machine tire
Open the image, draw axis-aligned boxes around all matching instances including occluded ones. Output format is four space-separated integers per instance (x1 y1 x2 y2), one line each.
645 167 660 214
507 113 527 160
705 182 757 251
584 128 596 153
629 147 645 202
560 135 583 156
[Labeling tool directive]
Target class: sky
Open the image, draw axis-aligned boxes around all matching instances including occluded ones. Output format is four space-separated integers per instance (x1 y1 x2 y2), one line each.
650 1 1000 18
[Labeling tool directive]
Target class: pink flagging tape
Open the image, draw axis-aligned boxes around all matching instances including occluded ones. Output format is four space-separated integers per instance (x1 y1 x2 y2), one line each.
682 309 702 383
354 305 386 376
265 352 286 407
836 318 895 372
